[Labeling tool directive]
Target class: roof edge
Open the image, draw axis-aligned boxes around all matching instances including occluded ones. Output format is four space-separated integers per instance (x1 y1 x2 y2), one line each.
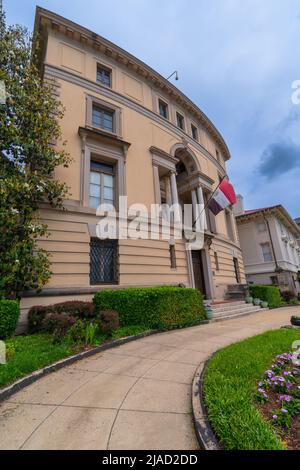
236 205 300 238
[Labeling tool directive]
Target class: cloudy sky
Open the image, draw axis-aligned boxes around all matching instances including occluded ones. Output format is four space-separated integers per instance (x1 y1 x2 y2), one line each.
4 0 300 217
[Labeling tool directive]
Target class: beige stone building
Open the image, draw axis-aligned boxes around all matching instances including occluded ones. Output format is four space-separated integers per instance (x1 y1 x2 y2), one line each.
235 196 300 296
20 7 246 328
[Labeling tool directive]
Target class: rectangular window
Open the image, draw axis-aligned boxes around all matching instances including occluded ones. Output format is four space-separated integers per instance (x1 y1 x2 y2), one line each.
92 104 114 132
256 220 267 233
176 112 185 130
89 160 115 209
169 244 177 269
90 238 118 284
158 99 168 119
191 124 198 140
96 64 112 87
261 242 273 262
270 275 278 285
233 257 241 283
225 210 234 240
214 251 219 271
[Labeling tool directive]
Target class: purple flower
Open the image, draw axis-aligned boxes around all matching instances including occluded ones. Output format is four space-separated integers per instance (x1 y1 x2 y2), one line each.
272 414 278 420
286 382 293 389
258 388 264 393
258 381 263 387
279 395 292 402
281 408 288 414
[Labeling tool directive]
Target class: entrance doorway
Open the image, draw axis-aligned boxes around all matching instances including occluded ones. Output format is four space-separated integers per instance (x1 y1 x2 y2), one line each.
192 250 207 297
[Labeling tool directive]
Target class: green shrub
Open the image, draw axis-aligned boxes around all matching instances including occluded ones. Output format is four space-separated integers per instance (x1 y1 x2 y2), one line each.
0 299 20 340
249 284 281 308
93 286 205 329
100 310 120 335
42 312 76 343
28 301 95 333
67 319 100 345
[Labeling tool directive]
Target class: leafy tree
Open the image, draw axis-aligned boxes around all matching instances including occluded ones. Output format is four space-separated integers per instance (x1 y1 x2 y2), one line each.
0 9 71 299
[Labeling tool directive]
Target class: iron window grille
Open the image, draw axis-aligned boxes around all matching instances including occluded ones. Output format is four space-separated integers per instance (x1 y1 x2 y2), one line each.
90 238 118 285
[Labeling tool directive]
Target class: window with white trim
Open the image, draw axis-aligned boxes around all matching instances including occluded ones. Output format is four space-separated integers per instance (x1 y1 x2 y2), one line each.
256 220 267 233
89 160 115 209
261 242 273 262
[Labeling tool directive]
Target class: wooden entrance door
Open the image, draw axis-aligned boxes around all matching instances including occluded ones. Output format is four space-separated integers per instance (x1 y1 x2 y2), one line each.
192 250 206 297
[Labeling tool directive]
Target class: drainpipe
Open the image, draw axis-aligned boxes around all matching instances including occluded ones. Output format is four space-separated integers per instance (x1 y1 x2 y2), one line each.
263 215 280 271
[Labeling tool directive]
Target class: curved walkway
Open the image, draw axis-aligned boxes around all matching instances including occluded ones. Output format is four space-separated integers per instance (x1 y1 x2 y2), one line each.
0 307 299 450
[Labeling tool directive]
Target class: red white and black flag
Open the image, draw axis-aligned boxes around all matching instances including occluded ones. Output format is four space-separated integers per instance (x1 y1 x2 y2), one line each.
208 179 237 215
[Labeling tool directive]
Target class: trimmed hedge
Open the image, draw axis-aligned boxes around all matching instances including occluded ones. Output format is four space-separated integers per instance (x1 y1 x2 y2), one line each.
249 284 281 308
93 286 205 329
28 301 95 333
0 299 20 340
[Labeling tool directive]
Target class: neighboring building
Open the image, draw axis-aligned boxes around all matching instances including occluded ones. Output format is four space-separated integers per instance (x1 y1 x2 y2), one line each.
234 196 300 295
20 7 246 327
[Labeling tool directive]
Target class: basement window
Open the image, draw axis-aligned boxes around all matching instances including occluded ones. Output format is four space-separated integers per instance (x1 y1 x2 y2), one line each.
169 244 177 269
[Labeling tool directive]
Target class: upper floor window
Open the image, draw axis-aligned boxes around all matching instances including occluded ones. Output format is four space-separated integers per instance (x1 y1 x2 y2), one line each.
92 104 114 132
261 242 273 262
89 160 115 209
256 220 267 233
191 124 198 141
176 112 185 130
96 64 112 87
158 99 168 119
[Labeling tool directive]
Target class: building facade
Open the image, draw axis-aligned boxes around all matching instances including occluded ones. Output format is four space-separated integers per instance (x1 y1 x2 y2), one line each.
235 196 300 295
19 7 246 328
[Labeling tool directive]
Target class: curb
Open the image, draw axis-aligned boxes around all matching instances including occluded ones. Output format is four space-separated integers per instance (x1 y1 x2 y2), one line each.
0 329 156 403
0 320 209 403
192 356 221 450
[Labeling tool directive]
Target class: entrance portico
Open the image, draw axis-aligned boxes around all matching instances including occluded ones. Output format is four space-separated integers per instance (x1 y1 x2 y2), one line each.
150 143 216 299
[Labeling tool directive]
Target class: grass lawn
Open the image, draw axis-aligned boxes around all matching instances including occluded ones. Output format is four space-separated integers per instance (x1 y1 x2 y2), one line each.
0 334 82 389
203 328 300 450
0 325 150 389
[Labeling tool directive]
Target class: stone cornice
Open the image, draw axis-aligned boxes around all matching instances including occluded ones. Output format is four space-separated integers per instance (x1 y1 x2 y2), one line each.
34 6 231 162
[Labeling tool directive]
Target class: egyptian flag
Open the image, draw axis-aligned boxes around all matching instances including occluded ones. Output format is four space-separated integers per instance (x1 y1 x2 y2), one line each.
208 179 237 216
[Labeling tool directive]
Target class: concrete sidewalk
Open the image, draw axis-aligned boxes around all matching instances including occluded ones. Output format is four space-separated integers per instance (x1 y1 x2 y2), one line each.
0 307 299 450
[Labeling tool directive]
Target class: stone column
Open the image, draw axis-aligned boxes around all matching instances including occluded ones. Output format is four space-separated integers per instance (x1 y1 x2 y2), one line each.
152 165 161 205
170 171 181 223
191 189 199 229
197 186 207 231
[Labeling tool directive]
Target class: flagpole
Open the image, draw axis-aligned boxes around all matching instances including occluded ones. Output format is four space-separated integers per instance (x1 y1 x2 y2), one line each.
192 174 227 229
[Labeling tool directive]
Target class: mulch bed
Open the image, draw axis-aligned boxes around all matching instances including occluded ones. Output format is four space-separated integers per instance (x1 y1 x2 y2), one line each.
256 352 300 450
258 388 300 450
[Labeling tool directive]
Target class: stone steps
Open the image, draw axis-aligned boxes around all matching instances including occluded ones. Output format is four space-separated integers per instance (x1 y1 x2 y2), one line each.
207 301 268 322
